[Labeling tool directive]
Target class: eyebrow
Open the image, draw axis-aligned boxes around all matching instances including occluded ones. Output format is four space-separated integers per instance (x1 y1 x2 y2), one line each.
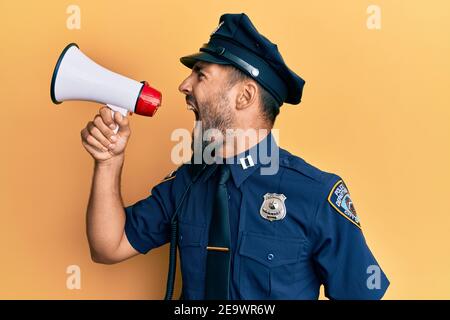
193 63 209 75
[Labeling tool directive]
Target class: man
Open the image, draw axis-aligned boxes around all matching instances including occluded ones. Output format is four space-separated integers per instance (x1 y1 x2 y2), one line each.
81 13 389 300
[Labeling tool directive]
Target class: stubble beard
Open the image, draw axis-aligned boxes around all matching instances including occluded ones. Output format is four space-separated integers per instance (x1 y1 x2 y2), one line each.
191 89 235 161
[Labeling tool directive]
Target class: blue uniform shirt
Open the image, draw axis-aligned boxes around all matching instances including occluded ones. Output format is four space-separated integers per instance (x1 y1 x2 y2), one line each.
124 133 389 300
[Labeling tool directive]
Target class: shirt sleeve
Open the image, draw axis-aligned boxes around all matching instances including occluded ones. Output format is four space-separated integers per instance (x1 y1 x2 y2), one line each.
124 170 179 254
311 177 390 300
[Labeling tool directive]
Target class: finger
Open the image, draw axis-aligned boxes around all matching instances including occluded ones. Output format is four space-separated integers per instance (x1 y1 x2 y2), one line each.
85 134 109 152
82 140 108 155
99 106 116 129
93 114 115 141
87 121 113 148
80 127 88 142
114 112 131 137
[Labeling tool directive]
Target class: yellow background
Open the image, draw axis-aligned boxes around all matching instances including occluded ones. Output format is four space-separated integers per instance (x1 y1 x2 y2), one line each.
0 0 449 299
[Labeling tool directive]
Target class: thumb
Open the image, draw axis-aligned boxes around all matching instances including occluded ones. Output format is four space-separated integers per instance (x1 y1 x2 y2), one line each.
114 111 130 136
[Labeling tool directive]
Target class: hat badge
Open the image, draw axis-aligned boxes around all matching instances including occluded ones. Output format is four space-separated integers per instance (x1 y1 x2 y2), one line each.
260 193 287 221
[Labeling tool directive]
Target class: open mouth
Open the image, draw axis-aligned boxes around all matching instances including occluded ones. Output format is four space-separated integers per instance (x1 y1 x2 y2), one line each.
186 99 200 121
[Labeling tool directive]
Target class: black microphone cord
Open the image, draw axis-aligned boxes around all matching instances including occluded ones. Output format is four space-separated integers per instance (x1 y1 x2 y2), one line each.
164 164 207 300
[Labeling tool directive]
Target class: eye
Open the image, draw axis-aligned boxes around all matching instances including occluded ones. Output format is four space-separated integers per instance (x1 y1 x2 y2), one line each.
197 72 206 80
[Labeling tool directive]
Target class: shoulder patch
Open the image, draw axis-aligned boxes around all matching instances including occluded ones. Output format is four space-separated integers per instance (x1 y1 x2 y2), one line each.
327 180 361 229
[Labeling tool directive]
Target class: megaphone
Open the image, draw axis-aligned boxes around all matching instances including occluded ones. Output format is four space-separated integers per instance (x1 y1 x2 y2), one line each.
50 43 162 133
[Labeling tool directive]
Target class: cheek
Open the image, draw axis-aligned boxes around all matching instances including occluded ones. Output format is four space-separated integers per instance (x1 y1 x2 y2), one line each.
191 85 205 103
193 84 215 107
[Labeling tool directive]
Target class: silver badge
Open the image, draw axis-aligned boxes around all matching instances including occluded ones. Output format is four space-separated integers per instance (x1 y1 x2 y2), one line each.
259 193 287 221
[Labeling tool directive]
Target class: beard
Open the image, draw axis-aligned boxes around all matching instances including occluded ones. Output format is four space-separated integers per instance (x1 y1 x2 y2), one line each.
188 88 236 161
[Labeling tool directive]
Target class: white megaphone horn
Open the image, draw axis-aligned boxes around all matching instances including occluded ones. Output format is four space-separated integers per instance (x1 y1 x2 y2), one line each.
50 43 162 133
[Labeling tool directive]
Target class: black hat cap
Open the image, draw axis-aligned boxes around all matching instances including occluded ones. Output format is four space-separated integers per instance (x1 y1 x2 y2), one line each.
180 13 305 106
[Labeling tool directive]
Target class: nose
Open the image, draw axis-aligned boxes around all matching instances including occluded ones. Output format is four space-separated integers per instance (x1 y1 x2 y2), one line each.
178 75 192 95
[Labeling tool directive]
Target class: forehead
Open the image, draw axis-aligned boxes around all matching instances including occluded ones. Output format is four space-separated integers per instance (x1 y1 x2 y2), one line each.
193 61 230 75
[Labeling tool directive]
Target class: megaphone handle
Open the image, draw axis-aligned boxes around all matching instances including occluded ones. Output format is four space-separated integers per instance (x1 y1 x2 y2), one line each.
106 104 128 134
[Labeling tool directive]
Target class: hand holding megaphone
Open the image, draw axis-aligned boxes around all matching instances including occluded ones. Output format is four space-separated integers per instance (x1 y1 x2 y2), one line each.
80 106 131 162
50 43 162 134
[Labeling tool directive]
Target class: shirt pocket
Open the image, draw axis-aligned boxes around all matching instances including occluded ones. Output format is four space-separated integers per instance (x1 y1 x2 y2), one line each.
178 221 206 293
238 232 305 299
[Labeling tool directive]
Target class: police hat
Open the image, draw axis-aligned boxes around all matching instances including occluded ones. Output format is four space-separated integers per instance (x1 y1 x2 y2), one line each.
180 13 305 106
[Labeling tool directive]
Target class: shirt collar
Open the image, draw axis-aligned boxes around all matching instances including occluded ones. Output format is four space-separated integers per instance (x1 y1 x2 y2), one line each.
201 131 279 188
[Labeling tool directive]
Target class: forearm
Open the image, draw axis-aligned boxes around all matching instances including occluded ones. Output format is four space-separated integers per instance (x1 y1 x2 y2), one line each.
86 154 126 260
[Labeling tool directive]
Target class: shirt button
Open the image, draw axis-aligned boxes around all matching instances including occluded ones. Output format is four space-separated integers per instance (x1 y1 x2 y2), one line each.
267 253 274 261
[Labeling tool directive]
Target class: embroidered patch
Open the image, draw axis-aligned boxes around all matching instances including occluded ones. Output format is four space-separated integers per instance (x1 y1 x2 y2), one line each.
328 180 361 229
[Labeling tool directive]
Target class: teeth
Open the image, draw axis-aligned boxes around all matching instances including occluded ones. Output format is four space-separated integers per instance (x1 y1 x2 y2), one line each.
187 104 197 112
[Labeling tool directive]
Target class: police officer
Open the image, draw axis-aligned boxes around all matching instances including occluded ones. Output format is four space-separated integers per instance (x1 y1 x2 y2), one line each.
81 13 389 300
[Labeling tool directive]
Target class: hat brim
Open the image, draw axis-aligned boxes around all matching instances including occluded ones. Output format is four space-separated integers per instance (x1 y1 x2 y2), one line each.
180 52 230 69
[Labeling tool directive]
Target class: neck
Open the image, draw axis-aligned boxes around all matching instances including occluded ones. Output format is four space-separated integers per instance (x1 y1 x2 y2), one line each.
217 128 271 159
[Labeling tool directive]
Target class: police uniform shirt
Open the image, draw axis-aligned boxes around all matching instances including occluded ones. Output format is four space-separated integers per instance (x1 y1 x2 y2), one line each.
124 133 390 299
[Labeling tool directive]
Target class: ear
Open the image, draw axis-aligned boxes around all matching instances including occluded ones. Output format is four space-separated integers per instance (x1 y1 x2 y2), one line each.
235 81 258 110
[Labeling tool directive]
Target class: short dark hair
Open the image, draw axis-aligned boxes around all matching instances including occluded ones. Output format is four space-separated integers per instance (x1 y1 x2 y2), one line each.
225 65 280 125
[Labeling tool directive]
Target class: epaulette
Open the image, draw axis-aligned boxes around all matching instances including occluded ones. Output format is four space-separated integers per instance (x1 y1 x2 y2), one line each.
279 150 332 185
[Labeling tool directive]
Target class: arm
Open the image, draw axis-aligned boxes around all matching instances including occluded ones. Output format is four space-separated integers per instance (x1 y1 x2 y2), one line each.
81 106 139 264
86 154 139 264
312 178 390 299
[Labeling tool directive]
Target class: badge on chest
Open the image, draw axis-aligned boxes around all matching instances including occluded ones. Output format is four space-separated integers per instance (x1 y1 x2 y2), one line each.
259 193 287 221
